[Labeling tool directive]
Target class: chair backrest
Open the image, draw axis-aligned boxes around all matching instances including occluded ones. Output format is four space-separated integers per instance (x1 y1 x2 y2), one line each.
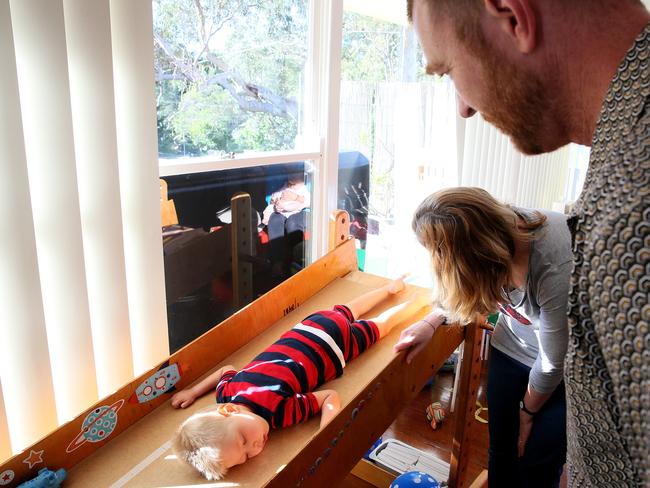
160 179 178 226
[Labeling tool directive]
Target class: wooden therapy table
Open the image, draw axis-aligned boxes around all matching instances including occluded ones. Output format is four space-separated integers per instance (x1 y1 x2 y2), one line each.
0 213 483 487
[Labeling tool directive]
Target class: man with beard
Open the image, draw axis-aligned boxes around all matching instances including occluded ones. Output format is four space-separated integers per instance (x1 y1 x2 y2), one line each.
404 1 649 486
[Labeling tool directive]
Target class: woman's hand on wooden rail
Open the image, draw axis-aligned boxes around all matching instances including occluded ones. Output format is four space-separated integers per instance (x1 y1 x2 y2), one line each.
393 310 446 364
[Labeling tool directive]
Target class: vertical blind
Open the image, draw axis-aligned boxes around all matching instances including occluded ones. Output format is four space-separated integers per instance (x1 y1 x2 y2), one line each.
459 113 572 210
0 0 168 456
339 78 582 283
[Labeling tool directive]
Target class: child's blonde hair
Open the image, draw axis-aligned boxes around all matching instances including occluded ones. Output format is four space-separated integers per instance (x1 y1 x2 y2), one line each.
171 404 237 480
412 187 546 324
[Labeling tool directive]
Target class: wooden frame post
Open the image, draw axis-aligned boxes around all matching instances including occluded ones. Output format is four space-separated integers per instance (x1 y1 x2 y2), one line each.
328 209 350 252
448 323 484 487
231 192 253 309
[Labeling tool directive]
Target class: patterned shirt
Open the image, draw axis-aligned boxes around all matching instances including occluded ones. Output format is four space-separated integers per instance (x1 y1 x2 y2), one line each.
216 305 379 429
566 23 650 487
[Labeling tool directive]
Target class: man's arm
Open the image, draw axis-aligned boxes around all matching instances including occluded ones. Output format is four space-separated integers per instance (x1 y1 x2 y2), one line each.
171 364 237 408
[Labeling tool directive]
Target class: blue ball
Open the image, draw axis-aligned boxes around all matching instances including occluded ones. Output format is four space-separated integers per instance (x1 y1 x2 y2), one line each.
390 471 440 488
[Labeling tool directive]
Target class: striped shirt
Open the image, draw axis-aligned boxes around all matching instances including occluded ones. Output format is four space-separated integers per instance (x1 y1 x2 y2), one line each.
216 305 379 429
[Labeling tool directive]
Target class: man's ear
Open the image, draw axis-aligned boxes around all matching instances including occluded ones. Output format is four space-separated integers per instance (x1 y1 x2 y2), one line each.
216 403 239 417
483 0 537 54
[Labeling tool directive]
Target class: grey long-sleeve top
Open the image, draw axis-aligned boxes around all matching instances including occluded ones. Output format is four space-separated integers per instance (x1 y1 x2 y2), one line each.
490 209 572 394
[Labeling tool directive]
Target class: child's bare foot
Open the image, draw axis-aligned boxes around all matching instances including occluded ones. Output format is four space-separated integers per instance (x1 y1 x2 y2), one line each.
385 273 409 295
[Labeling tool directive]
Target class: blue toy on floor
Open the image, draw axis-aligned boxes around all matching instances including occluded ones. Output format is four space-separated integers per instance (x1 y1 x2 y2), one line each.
16 468 66 488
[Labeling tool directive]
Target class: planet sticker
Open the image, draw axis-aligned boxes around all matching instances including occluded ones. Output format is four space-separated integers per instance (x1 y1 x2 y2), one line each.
66 399 124 453
129 361 182 404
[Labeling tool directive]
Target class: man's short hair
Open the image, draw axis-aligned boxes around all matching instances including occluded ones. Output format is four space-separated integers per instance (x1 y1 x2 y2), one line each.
406 0 481 24
406 0 483 46
406 0 644 25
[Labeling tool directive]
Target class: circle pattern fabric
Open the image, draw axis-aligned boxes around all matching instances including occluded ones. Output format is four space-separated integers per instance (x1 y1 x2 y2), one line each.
565 22 650 487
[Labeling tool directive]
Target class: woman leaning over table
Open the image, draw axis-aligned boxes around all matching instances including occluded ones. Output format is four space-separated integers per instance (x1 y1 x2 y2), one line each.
394 187 572 488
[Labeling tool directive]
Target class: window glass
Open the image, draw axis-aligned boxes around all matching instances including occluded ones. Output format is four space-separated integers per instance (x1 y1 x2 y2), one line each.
153 0 309 158
340 6 450 285
340 4 591 286
161 163 313 352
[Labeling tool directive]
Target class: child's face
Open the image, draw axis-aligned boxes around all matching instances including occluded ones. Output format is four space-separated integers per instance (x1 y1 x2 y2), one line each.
220 411 270 469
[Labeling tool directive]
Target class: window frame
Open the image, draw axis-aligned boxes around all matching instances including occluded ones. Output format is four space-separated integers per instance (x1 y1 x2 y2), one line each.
157 0 344 262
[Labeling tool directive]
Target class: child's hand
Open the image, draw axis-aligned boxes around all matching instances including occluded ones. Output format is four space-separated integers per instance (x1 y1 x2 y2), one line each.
313 389 340 428
385 273 409 295
171 389 197 409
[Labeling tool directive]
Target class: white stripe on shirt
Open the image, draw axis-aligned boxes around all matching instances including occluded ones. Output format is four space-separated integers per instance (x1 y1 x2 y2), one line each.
293 323 346 369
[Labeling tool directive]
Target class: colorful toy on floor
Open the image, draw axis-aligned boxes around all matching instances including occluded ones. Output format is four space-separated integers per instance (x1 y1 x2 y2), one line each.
425 401 446 430
16 468 66 488
390 470 441 488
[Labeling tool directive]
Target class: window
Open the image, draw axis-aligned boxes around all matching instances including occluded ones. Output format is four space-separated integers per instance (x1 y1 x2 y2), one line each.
339 4 455 284
153 0 309 158
339 2 590 286
153 0 329 350
161 163 314 352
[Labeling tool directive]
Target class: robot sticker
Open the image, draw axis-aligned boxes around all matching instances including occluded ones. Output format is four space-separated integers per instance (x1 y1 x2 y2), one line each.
129 362 182 404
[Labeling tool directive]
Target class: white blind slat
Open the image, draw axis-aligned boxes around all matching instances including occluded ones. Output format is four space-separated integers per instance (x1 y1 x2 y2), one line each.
0 382 11 461
0 0 59 452
64 0 134 397
111 0 169 374
11 0 99 424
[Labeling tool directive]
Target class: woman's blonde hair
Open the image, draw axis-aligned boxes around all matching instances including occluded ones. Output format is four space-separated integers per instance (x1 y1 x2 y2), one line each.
171 404 237 480
412 187 546 324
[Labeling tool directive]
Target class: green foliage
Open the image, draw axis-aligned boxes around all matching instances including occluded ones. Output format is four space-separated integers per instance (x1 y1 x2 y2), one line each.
171 85 243 154
234 113 298 151
341 12 402 82
154 0 308 157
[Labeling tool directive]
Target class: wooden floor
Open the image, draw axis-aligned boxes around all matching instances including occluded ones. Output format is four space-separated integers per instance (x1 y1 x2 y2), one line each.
341 358 490 488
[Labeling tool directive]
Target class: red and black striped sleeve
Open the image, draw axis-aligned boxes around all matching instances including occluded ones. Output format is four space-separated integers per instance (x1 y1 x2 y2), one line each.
276 392 320 428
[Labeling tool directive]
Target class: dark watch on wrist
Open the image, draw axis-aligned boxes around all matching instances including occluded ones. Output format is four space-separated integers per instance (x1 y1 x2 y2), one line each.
520 399 538 416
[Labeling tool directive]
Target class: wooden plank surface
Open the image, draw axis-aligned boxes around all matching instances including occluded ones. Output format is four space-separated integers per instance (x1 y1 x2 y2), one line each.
351 459 396 487
60 271 461 487
0 238 358 487
468 469 488 488
266 297 465 488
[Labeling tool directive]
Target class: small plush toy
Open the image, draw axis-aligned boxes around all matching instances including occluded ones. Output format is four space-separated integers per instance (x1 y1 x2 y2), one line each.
425 401 446 430
390 470 441 488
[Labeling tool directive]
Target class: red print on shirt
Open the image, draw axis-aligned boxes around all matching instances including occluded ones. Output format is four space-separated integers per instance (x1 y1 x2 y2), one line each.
498 304 532 326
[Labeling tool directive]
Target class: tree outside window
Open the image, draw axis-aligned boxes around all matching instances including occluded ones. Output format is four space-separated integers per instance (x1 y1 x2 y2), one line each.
154 0 309 158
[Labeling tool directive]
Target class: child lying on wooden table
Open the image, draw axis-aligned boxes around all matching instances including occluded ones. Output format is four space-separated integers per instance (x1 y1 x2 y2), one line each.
170 276 426 480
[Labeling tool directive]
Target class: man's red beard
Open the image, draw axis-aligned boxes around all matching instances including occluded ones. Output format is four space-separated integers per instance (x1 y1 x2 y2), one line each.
474 46 552 156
